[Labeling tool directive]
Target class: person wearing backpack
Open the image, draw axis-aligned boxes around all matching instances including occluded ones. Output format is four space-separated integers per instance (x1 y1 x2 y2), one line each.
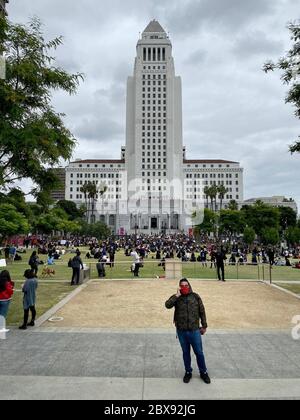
71 251 84 286
165 278 211 385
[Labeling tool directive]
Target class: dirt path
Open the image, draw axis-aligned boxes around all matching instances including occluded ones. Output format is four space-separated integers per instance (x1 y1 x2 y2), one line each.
45 280 300 329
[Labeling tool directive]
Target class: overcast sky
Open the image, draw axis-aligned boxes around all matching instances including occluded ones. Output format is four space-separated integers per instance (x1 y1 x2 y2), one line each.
7 0 300 210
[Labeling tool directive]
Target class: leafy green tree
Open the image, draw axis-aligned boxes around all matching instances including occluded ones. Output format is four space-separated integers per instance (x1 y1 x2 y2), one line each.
80 221 111 239
284 226 300 246
34 207 80 235
261 227 280 246
0 17 83 196
243 226 256 246
0 203 30 239
241 202 280 237
0 188 33 219
263 22 300 153
278 206 297 231
228 199 239 211
219 210 245 239
194 208 217 235
56 200 84 221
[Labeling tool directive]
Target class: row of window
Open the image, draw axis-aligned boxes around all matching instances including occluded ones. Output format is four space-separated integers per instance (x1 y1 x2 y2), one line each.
70 180 121 186
143 47 166 62
142 100 167 106
202 181 238 186
143 74 167 80
142 172 167 177
142 144 167 150
142 119 167 125
186 173 238 179
142 165 167 170
142 80 166 86
142 133 167 139
70 188 120 193
76 164 122 169
142 158 167 163
185 195 240 200
142 94 167 99
142 152 167 156
142 125 167 130
187 187 239 193
143 66 166 71
142 86 167 92
186 180 239 186
71 173 121 179
142 113 167 119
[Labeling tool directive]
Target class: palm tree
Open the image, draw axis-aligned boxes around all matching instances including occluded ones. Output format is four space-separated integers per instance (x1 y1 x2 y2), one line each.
228 199 238 211
203 186 210 209
88 182 98 224
217 185 228 211
98 182 108 224
210 184 218 212
80 183 90 222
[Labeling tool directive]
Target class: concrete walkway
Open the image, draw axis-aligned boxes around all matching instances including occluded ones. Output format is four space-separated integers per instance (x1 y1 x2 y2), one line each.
1 328 300 400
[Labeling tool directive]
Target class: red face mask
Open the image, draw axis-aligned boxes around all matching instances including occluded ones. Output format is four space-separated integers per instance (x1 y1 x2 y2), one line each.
180 285 190 295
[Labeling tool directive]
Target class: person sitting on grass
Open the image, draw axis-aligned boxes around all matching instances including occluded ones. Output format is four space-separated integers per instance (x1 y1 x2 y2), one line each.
47 255 55 265
19 269 38 330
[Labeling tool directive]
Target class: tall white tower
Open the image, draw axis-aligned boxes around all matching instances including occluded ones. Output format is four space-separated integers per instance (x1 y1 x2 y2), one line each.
125 20 184 231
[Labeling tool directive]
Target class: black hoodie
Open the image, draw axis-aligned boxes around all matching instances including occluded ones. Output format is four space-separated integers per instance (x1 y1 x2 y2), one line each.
165 280 208 330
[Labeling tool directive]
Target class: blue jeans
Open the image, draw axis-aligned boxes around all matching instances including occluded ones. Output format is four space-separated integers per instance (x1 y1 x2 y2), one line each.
0 301 11 319
177 329 207 374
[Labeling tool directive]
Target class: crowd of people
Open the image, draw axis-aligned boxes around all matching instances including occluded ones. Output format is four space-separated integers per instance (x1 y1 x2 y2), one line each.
0 233 300 331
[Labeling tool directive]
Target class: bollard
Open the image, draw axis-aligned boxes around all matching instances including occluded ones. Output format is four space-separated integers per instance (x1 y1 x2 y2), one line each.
0 316 9 340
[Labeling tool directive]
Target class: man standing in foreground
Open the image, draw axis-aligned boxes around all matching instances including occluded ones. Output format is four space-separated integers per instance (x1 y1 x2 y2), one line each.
165 278 211 384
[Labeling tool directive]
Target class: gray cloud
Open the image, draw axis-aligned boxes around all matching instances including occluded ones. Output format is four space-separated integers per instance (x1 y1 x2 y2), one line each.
163 0 275 36
7 0 300 211
75 117 123 142
232 31 284 58
184 49 208 66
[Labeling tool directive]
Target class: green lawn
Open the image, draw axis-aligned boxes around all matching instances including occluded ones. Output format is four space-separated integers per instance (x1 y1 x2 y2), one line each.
3 247 300 326
4 247 300 282
6 282 76 327
275 283 300 295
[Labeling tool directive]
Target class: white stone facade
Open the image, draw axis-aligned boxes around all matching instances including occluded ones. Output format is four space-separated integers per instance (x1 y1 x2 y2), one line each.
244 196 297 214
65 21 244 234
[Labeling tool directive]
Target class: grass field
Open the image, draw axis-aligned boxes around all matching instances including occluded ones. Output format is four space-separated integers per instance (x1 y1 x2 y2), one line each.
3 247 300 282
275 283 300 295
3 247 299 326
6 282 77 327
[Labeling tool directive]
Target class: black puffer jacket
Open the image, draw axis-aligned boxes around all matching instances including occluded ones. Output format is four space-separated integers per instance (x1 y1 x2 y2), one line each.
165 281 207 331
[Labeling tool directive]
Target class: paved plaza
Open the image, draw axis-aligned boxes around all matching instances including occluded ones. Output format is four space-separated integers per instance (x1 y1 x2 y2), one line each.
1 279 300 400
1 327 300 400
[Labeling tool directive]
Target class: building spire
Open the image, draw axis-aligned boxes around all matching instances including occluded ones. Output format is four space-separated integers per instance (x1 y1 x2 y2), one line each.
143 20 166 34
